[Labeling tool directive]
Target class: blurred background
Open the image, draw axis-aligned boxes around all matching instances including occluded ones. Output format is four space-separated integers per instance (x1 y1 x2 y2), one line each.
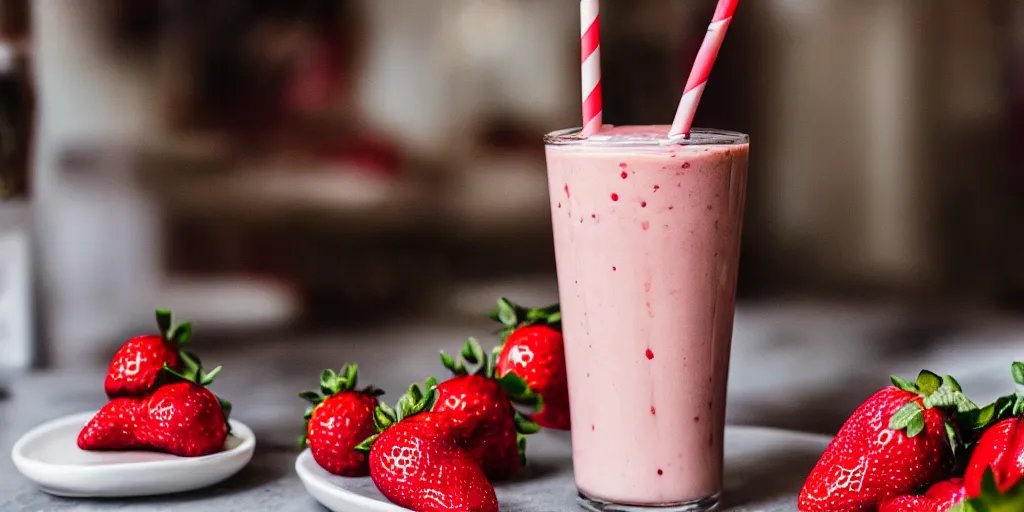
0 0 1021 372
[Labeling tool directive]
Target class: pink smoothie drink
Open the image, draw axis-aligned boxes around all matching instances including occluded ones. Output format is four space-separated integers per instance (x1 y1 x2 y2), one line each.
544 126 749 510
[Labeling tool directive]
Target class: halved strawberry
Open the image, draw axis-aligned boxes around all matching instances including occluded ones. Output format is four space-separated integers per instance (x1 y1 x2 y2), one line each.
104 309 192 398
299 364 383 477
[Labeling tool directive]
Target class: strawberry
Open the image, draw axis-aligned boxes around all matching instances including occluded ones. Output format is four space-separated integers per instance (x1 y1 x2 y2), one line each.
299 364 383 476
964 362 1024 498
136 383 228 457
435 338 539 481
878 478 966 512
925 477 967 506
80 353 231 457
798 370 977 512
77 397 143 451
963 469 1024 512
490 297 570 430
104 309 192 398
878 495 937 512
357 378 498 512
136 353 230 457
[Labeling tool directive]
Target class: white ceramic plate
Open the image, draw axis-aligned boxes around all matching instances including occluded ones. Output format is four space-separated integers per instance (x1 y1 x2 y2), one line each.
295 425 831 512
11 411 256 498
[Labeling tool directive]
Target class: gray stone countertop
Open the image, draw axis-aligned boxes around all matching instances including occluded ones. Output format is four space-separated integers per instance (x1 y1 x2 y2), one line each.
2 300 1023 510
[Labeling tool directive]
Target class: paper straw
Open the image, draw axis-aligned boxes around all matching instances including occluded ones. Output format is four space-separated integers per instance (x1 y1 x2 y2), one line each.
580 0 603 137
669 0 739 138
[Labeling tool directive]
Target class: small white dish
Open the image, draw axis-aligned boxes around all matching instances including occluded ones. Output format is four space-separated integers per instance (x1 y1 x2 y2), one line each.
295 426 832 512
296 449 405 512
11 411 256 497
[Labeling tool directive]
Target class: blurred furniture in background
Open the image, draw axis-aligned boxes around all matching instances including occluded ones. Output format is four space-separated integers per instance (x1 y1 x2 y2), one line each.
0 0 33 368
732 0 1014 303
24 0 1024 368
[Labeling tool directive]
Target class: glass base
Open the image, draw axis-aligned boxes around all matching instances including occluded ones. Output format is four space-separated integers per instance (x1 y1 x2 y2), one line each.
577 491 720 512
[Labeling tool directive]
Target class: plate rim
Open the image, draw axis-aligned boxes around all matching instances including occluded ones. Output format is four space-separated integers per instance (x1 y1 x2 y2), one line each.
10 410 256 479
293 425 830 512
295 449 409 512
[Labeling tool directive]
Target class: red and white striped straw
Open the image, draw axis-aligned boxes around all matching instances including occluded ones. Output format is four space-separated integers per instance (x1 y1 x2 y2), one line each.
669 0 740 138
580 0 603 137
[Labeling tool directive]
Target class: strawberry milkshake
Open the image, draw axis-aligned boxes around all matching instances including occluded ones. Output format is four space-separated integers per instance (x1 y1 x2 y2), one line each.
544 126 749 511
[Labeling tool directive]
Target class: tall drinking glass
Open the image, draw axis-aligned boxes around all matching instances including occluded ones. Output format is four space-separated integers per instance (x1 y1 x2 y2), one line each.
544 125 749 511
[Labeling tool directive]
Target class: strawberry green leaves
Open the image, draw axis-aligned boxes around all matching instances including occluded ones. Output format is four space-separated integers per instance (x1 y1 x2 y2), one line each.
440 352 465 375
497 372 543 413
395 377 439 424
323 366 358 395
441 338 490 377
1011 362 1024 386
163 351 222 387
888 370 977 439
890 402 928 438
958 362 1024 435
156 309 173 339
155 308 192 348
513 411 540 435
888 370 977 466
960 397 1015 433
889 370 943 397
490 298 560 341
516 434 528 467
298 364 382 447
462 339 486 367
355 377 439 453
890 374 919 394
1013 362 1024 417
925 376 979 414
162 352 232 433
300 364 383 404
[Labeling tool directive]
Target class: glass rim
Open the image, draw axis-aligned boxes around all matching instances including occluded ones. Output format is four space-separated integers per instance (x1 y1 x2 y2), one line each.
543 127 749 147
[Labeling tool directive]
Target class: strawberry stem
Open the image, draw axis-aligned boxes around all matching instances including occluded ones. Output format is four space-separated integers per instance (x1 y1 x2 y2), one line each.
156 309 172 338
154 308 192 348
